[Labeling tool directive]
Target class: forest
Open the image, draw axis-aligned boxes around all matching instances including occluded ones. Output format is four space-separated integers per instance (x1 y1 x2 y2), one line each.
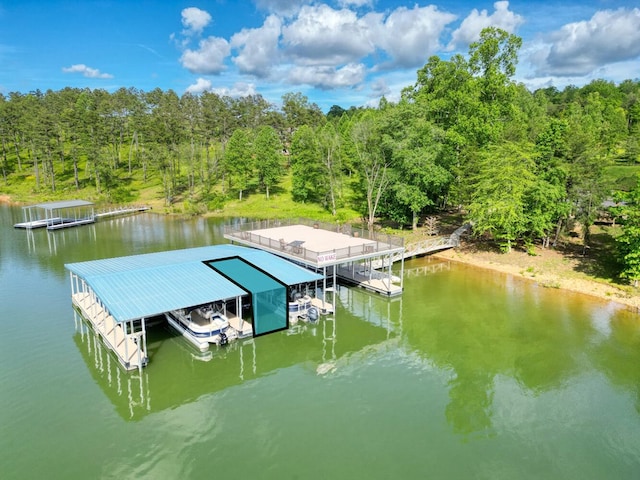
2 28 640 282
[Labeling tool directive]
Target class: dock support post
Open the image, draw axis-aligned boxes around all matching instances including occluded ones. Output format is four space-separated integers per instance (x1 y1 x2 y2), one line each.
124 321 129 366
141 318 147 363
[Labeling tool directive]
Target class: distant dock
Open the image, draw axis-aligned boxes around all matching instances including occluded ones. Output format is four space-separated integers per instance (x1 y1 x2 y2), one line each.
14 200 150 230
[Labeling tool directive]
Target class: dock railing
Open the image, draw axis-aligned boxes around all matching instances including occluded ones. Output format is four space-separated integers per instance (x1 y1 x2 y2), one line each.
224 218 404 264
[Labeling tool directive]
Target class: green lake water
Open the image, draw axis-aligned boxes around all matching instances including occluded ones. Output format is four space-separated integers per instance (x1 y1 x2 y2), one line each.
1 204 640 479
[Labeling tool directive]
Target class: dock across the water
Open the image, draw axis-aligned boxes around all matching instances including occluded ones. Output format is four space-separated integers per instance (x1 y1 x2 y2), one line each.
14 200 150 230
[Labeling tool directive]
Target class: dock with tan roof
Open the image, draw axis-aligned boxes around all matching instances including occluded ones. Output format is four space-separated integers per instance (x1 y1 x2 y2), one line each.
224 219 405 297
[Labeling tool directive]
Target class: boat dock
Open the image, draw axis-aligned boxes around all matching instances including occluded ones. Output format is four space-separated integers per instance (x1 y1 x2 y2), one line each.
14 200 150 230
224 219 406 296
14 200 96 230
66 244 324 371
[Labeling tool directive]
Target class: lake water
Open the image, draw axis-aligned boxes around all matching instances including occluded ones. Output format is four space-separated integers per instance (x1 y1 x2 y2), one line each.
1 203 640 479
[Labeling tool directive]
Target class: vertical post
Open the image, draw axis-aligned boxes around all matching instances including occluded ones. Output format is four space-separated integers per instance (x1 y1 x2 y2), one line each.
322 266 327 308
237 297 244 331
137 332 142 373
142 318 148 363
333 265 336 299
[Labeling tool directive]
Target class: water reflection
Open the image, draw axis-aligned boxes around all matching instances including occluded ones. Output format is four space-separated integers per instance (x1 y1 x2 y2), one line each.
1 206 227 273
72 291 395 421
6 202 640 447
401 257 640 435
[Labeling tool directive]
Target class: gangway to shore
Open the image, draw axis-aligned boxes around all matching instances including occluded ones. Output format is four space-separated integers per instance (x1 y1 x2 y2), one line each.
94 205 151 220
372 223 471 269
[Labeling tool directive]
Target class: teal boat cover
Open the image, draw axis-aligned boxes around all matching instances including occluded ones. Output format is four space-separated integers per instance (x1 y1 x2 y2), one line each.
208 257 287 336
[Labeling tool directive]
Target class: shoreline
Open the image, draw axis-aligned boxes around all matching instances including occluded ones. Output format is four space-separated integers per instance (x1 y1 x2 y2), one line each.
433 244 640 313
4 194 637 313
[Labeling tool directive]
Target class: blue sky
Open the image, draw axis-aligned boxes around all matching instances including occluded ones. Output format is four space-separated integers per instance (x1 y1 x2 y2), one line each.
1 0 638 111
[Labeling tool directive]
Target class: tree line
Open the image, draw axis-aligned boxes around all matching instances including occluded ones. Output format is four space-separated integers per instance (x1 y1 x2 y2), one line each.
2 28 640 278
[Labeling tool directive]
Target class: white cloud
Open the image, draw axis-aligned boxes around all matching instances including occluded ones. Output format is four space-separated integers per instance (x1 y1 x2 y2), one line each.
185 77 212 94
448 1 523 51
288 63 366 89
62 64 113 79
185 78 257 97
231 15 282 78
210 82 258 98
174 4 456 92
530 8 640 76
282 5 374 66
180 36 231 75
181 7 212 35
370 5 457 68
338 0 373 7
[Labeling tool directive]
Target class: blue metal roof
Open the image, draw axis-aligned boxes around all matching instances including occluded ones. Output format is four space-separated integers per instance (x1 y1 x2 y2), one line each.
33 200 94 210
65 244 322 323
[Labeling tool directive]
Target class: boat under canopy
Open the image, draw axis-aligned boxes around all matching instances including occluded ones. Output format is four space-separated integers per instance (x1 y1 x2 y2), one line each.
65 244 323 370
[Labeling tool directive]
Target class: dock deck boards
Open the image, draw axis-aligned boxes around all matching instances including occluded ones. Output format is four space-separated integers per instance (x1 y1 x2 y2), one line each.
72 293 144 370
228 314 253 338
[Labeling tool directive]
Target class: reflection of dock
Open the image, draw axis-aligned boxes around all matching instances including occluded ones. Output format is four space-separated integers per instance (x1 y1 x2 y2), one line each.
73 311 149 419
72 300 393 420
405 261 451 277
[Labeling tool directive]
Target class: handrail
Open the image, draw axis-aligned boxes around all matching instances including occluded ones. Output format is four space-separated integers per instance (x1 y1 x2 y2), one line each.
224 218 405 248
225 218 404 264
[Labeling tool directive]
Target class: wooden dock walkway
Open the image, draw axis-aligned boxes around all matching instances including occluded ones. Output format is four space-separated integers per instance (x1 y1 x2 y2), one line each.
72 292 146 370
336 266 403 296
373 223 471 268
94 205 151 219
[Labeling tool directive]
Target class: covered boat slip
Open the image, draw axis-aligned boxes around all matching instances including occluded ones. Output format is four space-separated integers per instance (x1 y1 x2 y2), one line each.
208 257 288 336
14 200 95 230
224 219 405 296
66 244 323 371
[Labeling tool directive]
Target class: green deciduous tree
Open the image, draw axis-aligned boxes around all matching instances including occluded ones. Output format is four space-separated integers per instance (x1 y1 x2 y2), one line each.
290 125 322 203
223 128 253 200
253 125 283 199
616 182 640 286
350 112 392 231
379 101 450 229
467 143 537 252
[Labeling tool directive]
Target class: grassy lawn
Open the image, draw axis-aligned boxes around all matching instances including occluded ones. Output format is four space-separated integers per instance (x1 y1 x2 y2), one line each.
604 163 640 192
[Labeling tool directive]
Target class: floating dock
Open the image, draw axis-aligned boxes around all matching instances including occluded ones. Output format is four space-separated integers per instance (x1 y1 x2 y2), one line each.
14 200 150 230
224 219 405 296
14 200 95 230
